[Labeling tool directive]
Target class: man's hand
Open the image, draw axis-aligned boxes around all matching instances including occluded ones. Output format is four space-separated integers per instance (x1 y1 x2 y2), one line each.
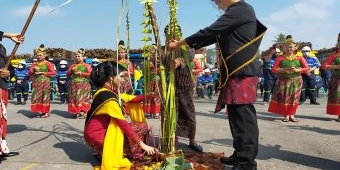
168 40 180 51
4 33 24 44
0 69 10 78
170 58 182 70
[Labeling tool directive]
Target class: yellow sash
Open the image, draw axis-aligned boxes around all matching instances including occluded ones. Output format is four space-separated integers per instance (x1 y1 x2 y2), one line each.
121 93 146 123
92 89 131 170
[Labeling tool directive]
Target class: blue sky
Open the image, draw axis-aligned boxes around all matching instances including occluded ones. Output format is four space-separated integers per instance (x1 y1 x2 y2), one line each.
1 0 340 55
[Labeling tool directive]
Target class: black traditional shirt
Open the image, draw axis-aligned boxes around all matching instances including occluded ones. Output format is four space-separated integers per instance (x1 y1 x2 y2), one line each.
185 0 262 78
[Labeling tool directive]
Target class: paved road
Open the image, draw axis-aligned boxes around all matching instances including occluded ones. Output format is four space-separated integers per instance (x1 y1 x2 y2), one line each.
0 95 339 170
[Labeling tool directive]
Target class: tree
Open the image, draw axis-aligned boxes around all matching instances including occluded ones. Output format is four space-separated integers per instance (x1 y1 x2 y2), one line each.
273 33 287 44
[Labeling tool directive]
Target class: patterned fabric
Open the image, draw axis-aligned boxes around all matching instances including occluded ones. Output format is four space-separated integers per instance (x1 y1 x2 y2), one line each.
124 122 148 160
31 77 51 113
29 61 55 113
143 74 161 115
326 75 340 115
0 89 8 139
68 81 91 114
268 55 308 115
68 63 91 114
214 77 258 113
268 75 302 115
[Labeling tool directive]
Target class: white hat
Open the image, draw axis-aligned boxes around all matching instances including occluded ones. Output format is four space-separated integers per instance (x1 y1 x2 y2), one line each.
204 68 211 73
18 61 26 65
92 58 100 63
60 60 68 65
275 48 281 53
302 46 311 52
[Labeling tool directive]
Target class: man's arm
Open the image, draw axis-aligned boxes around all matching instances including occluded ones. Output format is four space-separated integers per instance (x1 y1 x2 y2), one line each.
169 5 248 50
0 31 24 43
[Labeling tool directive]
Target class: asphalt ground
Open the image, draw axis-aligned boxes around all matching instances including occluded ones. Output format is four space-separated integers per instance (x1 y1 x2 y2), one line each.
0 93 339 170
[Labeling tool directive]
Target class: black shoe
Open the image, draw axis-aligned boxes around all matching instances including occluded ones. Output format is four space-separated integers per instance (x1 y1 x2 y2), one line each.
208 96 212 99
299 101 305 105
15 102 22 105
188 144 203 153
310 101 320 105
220 154 238 165
22 101 26 105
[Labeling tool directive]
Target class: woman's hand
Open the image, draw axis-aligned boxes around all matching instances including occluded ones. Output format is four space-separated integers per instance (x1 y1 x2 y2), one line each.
139 142 158 155
34 66 40 72
35 72 44 75
291 67 301 73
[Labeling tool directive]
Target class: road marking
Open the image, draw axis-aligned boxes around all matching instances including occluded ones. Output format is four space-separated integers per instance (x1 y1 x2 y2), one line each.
20 163 38 170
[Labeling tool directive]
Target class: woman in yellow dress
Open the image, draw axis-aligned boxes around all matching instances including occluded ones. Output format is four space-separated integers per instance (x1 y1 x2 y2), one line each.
84 61 157 170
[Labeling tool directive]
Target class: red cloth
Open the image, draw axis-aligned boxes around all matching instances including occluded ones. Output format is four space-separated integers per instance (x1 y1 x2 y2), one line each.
215 77 258 113
84 115 141 153
321 53 338 69
66 63 92 77
271 56 309 74
0 89 8 139
28 61 55 77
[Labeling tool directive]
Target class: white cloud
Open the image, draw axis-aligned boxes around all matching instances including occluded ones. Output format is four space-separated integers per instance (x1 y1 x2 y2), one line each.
11 5 62 17
260 0 339 51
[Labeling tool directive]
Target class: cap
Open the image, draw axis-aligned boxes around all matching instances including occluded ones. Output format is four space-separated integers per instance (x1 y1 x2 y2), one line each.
60 60 68 65
18 60 26 65
92 58 100 63
204 68 211 73
275 48 281 53
301 46 311 52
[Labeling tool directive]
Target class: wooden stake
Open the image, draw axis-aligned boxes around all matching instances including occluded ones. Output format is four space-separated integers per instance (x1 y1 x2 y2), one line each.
4 0 41 69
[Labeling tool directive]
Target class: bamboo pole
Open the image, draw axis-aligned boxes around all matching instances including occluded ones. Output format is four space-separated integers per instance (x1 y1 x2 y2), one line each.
4 0 41 69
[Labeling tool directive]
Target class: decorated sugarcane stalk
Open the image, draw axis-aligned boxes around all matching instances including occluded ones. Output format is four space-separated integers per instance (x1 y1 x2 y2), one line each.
4 0 41 69
144 1 167 101
159 0 180 154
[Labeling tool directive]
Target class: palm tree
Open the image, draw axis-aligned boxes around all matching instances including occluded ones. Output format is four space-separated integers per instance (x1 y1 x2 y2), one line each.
273 33 287 44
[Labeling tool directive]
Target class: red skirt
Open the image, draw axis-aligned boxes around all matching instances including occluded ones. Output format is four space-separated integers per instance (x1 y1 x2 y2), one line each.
268 75 302 115
326 75 340 115
68 81 91 114
31 78 51 113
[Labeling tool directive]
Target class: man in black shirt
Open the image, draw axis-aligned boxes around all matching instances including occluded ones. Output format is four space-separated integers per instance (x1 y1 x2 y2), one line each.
168 0 266 169
0 31 24 156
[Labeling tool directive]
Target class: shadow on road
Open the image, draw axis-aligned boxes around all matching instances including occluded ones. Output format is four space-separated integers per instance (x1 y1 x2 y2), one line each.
54 142 96 164
16 109 36 118
202 138 340 170
6 124 28 134
286 125 340 136
6 122 95 164
51 109 75 119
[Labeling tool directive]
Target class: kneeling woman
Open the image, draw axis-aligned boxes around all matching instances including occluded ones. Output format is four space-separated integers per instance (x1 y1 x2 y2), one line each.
84 61 157 170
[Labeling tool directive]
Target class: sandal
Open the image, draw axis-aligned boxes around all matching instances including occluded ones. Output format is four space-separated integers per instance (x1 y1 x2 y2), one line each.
76 113 87 119
289 118 299 122
281 118 289 122
36 113 49 118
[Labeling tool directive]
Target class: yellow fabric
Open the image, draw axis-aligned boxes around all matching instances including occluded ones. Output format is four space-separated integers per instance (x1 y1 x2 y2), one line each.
120 93 136 103
121 93 146 123
92 88 131 170
134 69 143 81
128 103 146 123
